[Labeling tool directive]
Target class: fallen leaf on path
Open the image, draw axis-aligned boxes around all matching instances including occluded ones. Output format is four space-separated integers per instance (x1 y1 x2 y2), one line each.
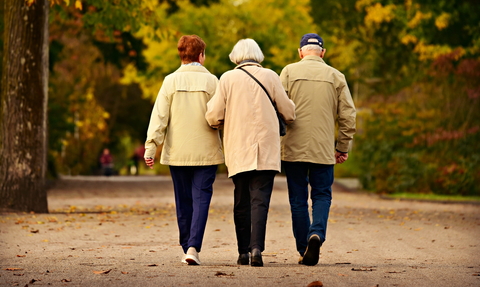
121 271 129 274
93 269 112 274
5 268 24 271
61 279 72 282
16 255 26 257
307 281 323 287
30 230 39 233
335 262 351 264
147 264 158 267
13 273 24 276
352 268 376 271
215 271 234 277
338 273 348 276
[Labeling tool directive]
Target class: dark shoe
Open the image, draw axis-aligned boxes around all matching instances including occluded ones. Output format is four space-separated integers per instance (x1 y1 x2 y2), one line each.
237 253 249 265
251 248 263 267
301 234 321 266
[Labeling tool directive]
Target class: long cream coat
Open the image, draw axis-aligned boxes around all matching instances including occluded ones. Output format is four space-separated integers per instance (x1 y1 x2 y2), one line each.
144 65 224 166
206 63 296 177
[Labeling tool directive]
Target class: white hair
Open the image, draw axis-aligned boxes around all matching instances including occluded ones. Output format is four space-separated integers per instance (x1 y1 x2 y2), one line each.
301 44 323 52
229 39 265 65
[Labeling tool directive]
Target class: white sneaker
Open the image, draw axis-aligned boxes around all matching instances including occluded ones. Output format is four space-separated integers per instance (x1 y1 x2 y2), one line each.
181 254 187 264
185 247 201 265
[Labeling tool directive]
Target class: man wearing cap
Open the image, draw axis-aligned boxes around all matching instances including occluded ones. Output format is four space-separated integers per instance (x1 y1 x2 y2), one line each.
280 33 356 266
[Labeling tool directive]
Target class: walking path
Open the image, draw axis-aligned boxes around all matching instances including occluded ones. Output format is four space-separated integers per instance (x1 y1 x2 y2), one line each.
1 175 479 286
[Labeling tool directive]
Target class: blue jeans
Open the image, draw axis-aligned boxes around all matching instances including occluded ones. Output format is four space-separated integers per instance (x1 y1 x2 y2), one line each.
282 161 333 256
169 165 218 253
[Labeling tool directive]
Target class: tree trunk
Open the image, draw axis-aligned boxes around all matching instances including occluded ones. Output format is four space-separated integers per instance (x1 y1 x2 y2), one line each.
0 0 49 213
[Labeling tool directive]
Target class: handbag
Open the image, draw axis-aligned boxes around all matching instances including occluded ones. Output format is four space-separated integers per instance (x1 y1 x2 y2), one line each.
238 67 287 136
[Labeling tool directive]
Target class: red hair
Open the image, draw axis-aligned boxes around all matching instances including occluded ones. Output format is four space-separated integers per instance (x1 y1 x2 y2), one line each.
177 35 206 63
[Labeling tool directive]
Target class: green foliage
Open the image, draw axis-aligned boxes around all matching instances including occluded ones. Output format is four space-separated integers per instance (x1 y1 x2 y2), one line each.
355 55 480 196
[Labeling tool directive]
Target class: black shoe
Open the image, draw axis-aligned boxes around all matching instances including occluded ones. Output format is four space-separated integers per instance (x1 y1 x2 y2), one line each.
301 234 321 266
237 253 249 265
251 248 263 267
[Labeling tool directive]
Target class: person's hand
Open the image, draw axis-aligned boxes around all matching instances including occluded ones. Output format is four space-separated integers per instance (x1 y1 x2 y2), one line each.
335 152 348 164
145 157 155 169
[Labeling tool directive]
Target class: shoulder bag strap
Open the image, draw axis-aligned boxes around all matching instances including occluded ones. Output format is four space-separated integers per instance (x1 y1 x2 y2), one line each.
237 66 276 109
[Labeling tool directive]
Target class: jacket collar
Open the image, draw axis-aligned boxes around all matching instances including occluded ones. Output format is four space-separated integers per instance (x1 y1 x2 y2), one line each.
175 64 211 74
235 62 262 69
301 55 325 64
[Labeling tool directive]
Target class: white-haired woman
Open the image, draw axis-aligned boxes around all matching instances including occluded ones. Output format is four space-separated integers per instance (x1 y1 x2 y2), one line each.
206 39 295 267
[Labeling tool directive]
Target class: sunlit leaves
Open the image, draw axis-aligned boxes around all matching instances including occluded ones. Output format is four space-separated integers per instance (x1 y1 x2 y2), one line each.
364 3 396 27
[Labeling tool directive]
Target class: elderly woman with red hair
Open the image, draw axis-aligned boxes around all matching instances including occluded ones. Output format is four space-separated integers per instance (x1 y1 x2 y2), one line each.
144 35 224 265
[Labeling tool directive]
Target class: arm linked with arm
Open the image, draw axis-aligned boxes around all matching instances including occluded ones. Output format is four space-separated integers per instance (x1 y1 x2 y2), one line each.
205 80 227 129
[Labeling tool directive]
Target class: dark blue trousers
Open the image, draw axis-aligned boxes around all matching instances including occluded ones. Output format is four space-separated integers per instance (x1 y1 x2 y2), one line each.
282 161 333 256
169 165 218 253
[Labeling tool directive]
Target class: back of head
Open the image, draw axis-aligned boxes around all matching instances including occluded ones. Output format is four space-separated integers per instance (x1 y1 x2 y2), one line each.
178 35 206 63
229 38 265 65
299 33 324 53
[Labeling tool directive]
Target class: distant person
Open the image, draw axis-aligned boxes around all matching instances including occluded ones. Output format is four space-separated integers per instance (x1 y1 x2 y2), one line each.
99 148 114 176
206 39 295 267
131 145 145 175
144 35 223 265
280 33 356 266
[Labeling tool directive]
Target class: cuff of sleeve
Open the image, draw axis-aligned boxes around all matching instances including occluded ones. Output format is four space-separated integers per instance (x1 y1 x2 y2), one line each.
144 143 157 159
335 149 348 154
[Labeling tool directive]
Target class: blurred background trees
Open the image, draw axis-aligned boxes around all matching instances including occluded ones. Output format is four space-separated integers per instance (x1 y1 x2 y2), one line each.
4 0 477 197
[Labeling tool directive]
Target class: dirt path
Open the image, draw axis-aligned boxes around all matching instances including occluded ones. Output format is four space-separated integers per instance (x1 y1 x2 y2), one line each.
1 175 479 286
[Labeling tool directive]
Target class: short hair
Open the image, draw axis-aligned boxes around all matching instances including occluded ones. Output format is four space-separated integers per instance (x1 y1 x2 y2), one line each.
301 44 323 53
229 39 265 65
177 35 206 63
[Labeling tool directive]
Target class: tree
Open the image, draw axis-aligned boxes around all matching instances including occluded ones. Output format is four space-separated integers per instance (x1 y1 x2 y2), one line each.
1 0 49 212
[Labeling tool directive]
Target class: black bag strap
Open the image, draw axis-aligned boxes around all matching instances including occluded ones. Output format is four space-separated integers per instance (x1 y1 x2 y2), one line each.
238 66 277 109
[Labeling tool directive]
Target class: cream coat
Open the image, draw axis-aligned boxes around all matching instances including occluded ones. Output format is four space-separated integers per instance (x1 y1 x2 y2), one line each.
280 55 356 164
144 65 224 166
206 63 296 177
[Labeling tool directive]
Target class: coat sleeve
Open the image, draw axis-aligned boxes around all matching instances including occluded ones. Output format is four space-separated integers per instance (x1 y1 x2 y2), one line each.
272 71 296 124
336 74 356 152
206 77 227 129
144 82 171 159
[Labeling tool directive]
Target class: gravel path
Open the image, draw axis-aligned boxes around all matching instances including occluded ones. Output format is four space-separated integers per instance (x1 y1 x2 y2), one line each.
1 175 479 286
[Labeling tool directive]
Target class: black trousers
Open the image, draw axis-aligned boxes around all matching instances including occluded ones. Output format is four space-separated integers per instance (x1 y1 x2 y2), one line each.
232 170 276 254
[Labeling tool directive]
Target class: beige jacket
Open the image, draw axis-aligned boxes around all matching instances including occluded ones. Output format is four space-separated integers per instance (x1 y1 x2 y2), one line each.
206 63 296 177
144 65 224 166
280 55 356 164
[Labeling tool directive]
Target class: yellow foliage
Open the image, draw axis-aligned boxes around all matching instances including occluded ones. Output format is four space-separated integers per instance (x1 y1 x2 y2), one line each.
435 12 450 30
355 0 375 11
401 34 418 45
74 0 82 10
414 41 465 61
365 3 396 26
408 11 431 29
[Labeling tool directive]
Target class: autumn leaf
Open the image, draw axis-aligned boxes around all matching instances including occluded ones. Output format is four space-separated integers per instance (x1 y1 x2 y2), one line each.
93 269 112 274
16 255 26 257
307 281 324 287
61 279 72 282
4 268 24 271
